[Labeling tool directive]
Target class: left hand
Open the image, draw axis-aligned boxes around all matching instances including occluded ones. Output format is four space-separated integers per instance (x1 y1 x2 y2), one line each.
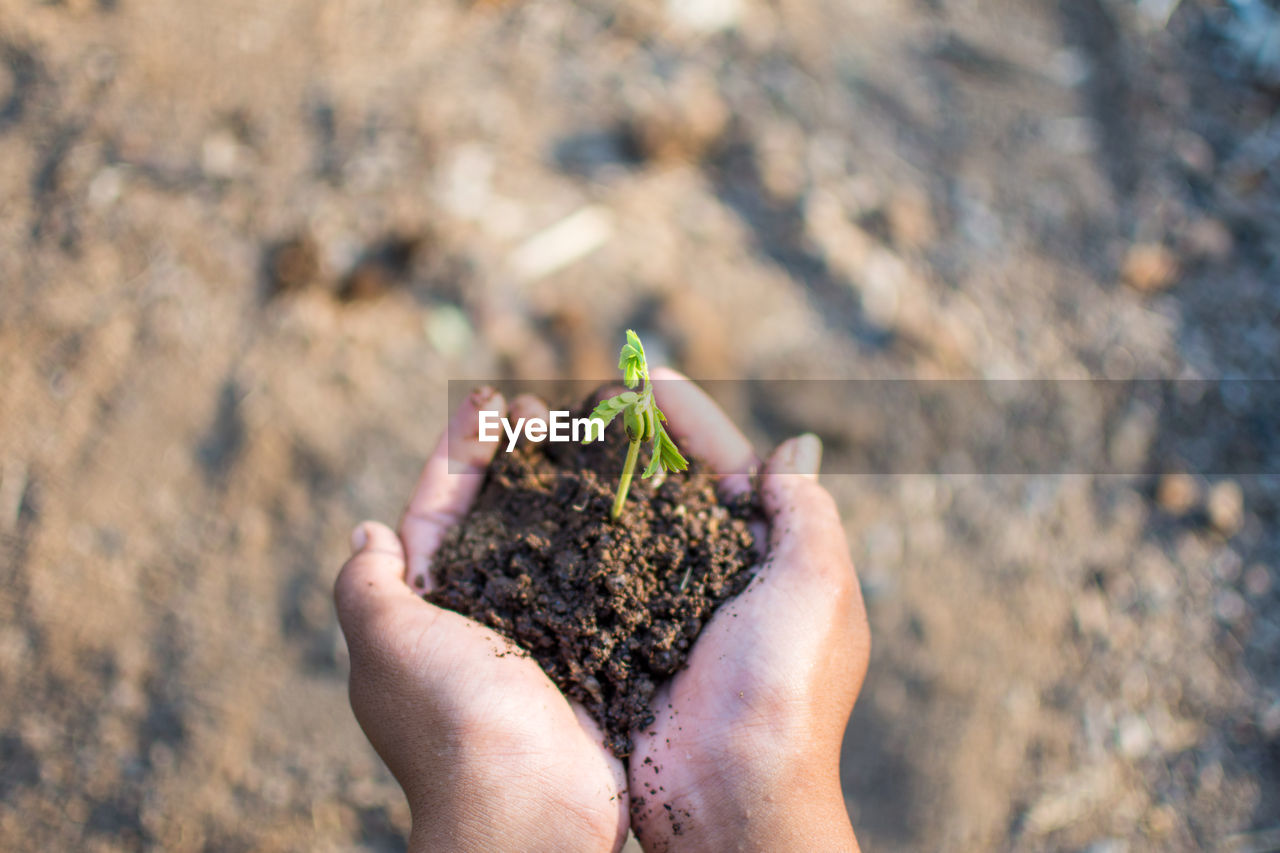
334 388 629 853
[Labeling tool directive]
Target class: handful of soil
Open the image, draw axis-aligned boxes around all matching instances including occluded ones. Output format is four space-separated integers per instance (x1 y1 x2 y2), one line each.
427 397 759 757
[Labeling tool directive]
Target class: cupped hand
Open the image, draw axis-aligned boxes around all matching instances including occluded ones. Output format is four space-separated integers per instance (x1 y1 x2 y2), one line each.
627 369 869 852
334 389 628 853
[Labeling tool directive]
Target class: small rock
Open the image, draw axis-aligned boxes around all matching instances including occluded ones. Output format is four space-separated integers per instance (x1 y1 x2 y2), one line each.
1173 131 1215 175
1116 715 1153 759
664 0 740 34
1213 588 1247 624
1155 472 1198 516
1085 839 1128 853
424 305 474 358
1207 480 1245 535
267 234 322 296
1143 804 1178 839
1211 548 1243 582
1182 218 1233 262
1024 763 1119 834
1122 244 1180 293
886 189 937 250
627 72 729 165
1244 564 1272 598
1074 589 1110 637
755 122 808 199
340 262 393 301
510 207 613 283
339 233 426 301
201 129 246 179
1197 761 1224 794
88 166 124 208
1260 701 1280 739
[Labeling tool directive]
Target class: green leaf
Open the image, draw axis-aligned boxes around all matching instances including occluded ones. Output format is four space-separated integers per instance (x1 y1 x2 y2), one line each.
656 426 688 472
641 424 688 478
582 393 631 443
618 329 648 389
642 443 663 479
625 329 645 358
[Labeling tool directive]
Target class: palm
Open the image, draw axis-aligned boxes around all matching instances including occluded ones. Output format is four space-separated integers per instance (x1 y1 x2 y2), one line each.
402 607 628 836
627 550 807 825
622 370 866 849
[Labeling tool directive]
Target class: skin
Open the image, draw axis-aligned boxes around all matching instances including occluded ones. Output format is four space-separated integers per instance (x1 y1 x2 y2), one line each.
334 371 869 852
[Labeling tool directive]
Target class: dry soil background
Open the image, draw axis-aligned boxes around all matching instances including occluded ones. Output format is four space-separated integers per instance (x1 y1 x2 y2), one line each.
1 0 1279 850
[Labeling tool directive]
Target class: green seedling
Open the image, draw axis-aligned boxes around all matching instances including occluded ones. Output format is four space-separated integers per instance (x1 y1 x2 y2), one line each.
584 330 688 521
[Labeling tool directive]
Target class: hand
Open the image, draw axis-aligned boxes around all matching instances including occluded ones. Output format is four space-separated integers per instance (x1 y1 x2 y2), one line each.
627 369 869 852
334 388 629 853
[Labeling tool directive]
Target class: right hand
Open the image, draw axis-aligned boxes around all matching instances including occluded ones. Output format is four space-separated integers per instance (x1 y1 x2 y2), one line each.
628 369 869 852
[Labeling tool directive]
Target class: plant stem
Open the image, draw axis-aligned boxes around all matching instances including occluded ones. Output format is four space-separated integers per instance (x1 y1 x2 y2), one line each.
611 439 641 521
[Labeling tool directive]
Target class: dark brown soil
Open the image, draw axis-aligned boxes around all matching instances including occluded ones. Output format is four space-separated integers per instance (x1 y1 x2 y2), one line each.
427 396 760 757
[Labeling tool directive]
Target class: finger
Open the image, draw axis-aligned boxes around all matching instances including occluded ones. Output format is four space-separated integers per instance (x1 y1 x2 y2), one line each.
759 434 858 600
648 366 758 498
334 521 417 641
508 392 550 424
401 387 506 592
764 432 822 480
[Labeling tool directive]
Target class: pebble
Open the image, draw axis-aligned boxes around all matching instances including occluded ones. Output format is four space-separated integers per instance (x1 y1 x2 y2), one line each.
1197 760 1224 794
1116 715 1153 759
1260 701 1280 739
268 233 322 295
664 0 740 34
1182 218 1233 262
339 262 393 301
627 72 729 165
1213 588 1247 625
1085 840 1128 853
886 189 937 250
1207 480 1244 535
1155 472 1198 516
1143 804 1178 839
510 207 613 283
1174 131 1215 175
201 130 247 179
1074 589 1110 637
424 305 474 358
1244 564 1272 598
1122 244 1180 293
88 166 124 208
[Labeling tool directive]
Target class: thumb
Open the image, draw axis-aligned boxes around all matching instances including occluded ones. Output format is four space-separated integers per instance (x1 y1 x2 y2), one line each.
334 521 414 642
759 433 854 597
758 435 869 705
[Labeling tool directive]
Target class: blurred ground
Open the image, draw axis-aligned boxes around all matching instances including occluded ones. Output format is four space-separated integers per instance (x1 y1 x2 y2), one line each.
1 0 1279 850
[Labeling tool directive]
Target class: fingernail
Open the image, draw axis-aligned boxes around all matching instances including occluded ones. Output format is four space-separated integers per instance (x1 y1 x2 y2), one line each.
783 433 822 479
349 524 368 554
470 385 497 407
409 554 429 583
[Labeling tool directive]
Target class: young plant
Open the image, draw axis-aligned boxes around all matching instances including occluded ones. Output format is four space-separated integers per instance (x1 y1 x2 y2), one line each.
584 330 688 521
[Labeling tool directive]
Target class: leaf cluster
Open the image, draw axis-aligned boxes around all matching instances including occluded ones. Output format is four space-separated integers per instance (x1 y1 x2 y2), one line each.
584 331 688 478
618 329 646 389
